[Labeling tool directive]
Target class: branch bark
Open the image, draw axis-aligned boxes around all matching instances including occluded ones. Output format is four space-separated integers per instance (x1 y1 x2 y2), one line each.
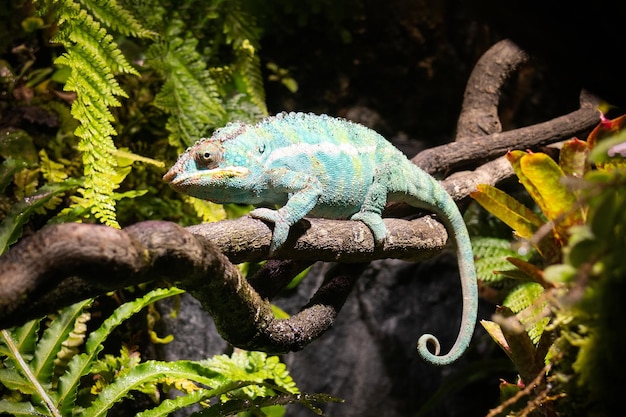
413 90 599 176
455 39 529 139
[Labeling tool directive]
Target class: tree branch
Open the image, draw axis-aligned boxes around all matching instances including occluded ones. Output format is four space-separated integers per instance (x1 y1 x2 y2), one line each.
455 39 529 139
413 90 599 177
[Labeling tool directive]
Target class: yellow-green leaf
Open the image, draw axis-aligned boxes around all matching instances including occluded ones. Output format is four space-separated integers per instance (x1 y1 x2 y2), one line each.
506 150 548 214
519 152 584 239
559 138 590 178
480 320 509 353
185 196 227 223
470 184 543 239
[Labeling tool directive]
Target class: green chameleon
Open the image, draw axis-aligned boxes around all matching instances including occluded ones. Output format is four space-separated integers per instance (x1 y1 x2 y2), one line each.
164 112 478 366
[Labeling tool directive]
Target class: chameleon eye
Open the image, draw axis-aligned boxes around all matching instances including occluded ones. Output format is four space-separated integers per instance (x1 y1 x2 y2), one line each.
193 143 222 170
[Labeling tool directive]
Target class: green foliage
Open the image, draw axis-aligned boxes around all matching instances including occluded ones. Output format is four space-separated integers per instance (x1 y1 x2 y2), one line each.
472 237 532 288
0 128 82 254
38 0 149 227
0 0 269 236
0 288 328 416
472 114 626 416
137 0 268 150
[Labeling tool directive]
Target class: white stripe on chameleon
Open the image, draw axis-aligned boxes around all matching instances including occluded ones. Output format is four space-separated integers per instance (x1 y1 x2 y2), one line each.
265 142 377 166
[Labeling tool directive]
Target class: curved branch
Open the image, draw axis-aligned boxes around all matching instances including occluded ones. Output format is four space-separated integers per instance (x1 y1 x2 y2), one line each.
412 90 600 176
0 220 377 353
455 39 529 139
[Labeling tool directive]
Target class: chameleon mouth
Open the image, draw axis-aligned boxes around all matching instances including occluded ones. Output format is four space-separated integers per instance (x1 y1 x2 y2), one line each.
164 166 250 186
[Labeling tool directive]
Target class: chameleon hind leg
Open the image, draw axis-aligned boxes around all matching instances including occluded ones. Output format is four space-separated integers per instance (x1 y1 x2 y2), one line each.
350 166 393 244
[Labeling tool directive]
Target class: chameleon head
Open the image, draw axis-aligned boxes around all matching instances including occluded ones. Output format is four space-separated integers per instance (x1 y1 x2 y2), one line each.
163 138 251 201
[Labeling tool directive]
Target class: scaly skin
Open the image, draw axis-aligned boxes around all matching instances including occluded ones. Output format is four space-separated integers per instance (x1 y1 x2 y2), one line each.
164 112 478 366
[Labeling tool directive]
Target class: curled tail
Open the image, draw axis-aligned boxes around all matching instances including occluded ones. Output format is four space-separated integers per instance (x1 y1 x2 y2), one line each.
358 156 478 365
411 176 478 366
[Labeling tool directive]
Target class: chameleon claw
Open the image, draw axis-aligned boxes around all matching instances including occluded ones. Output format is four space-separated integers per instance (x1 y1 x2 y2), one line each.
350 211 387 245
250 208 289 252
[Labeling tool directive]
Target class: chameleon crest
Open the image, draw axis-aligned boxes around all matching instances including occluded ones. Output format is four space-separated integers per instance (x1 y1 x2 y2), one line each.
164 112 478 366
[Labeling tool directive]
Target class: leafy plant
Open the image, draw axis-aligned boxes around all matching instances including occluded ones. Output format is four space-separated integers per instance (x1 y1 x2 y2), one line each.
0 128 81 254
0 287 335 416
471 114 626 416
1 0 269 237
32 0 154 227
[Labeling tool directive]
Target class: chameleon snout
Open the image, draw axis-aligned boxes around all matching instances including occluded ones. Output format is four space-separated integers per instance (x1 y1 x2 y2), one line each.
162 166 177 183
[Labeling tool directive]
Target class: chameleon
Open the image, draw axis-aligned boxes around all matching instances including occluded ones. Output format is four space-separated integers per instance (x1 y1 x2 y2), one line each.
163 112 478 366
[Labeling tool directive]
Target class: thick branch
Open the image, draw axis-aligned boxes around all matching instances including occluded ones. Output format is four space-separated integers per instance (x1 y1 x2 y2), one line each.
455 39 529 139
0 221 376 352
413 91 599 176
187 216 446 264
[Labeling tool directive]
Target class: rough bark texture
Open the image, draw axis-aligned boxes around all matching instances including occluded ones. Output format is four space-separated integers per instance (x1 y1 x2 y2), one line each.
455 39 528 139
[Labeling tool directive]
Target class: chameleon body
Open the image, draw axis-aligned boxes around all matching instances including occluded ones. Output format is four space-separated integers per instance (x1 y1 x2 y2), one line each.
164 112 477 366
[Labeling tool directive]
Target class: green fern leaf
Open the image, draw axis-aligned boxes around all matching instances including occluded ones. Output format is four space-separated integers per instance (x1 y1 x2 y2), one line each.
5 320 41 359
0 368 33 394
53 310 91 380
134 387 239 417
232 44 267 116
53 4 138 76
503 282 543 314
44 0 142 227
148 36 226 148
30 300 92 385
82 361 228 417
184 196 227 223
473 237 532 285
55 287 184 413
218 0 267 117
472 237 516 258
205 351 299 398
0 330 61 416
0 399 47 416
503 282 549 345
0 179 82 254
79 0 155 38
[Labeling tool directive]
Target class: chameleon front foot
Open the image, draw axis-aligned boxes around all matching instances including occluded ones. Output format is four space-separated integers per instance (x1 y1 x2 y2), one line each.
250 208 290 253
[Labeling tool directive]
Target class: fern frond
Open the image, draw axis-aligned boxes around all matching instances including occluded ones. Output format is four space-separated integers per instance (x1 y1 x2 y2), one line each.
0 329 61 416
55 287 184 413
30 300 92 385
42 0 143 227
222 1 267 116
82 360 228 416
39 150 68 183
184 196 227 223
503 282 549 344
205 351 300 398
473 237 531 285
53 3 138 76
148 36 227 148
5 320 41 359
79 0 155 38
53 310 91 380
0 398 48 416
